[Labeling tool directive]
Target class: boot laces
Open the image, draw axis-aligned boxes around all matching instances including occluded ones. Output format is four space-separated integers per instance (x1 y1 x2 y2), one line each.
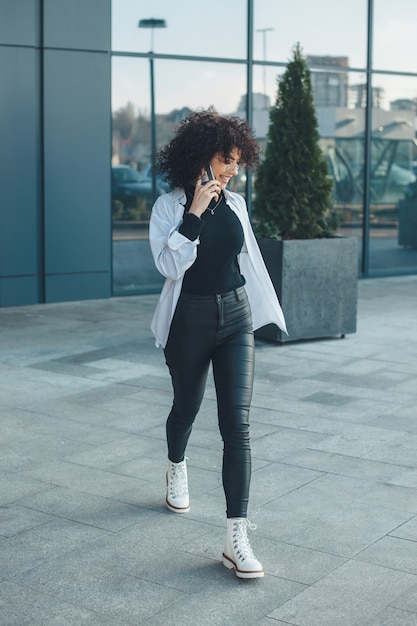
168 461 188 498
232 519 257 562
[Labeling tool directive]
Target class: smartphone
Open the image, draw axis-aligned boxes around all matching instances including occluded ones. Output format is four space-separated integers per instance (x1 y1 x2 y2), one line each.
201 164 215 184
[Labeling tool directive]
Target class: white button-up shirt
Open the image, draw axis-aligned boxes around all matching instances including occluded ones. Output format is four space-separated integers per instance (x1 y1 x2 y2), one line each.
149 187 287 348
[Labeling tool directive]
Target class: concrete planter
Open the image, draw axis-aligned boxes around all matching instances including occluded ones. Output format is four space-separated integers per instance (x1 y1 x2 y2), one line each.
256 237 358 343
398 199 417 249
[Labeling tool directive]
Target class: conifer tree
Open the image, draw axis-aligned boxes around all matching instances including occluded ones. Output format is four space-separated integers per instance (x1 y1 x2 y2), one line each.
254 43 336 239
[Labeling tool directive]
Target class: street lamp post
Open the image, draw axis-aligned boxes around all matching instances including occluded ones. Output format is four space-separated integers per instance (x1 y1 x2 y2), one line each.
138 18 167 201
256 27 274 106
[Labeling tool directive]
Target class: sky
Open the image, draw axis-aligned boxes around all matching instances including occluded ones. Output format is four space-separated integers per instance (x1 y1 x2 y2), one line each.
111 0 417 115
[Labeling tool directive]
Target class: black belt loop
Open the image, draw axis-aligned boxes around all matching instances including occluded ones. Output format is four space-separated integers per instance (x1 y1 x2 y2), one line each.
234 288 241 301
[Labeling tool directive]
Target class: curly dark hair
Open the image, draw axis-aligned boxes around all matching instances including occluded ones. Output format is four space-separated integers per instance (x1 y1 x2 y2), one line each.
156 110 260 189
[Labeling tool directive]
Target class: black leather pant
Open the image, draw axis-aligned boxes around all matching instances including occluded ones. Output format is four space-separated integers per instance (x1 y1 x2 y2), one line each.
164 286 254 518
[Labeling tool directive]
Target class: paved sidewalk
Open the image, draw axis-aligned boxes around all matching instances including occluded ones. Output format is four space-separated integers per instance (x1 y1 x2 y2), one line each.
1 275 417 625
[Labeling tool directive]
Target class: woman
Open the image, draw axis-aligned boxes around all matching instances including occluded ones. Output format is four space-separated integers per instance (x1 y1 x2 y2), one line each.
149 110 286 579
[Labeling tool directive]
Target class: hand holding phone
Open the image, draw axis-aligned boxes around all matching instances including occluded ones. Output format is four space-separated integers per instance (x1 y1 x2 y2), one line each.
201 164 215 184
189 165 219 217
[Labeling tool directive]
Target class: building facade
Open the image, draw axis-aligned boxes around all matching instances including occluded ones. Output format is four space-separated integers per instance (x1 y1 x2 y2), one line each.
1 0 417 307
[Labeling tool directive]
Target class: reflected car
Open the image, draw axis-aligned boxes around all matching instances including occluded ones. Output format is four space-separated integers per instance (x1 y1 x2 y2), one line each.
111 165 167 206
140 163 170 194
391 164 416 188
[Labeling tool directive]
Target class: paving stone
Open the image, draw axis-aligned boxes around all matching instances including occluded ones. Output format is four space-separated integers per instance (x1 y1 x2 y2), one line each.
357 535 417 574
302 391 355 406
258 377 331 400
19 486 155 532
101 403 168 433
0 580 121 626
269 560 417 626
391 583 417 614
311 426 417 467
2 436 98 472
13 558 186 624
299 472 417 513
319 397 409 425
250 462 323 509
254 536 347 585
389 514 417 541
280 449 409 483
251 428 330 462
0 471 51 506
15 514 214 594
251 408 348 436
18 460 145 498
251 392 328 417
0 518 110 577
60 382 143 407
24 399 126 426
141 573 306 626
374 410 417 434
0 504 54 537
279 501 412 557
63 433 163 470
255 620 291 626
19 412 125 447
366 607 417 626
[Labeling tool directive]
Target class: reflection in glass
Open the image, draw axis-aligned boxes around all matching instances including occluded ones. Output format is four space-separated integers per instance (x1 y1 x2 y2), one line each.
252 65 366 249
373 0 417 73
112 57 249 295
111 1 417 292
112 0 246 59
111 57 163 296
111 58 156 219
254 0 367 68
368 74 417 274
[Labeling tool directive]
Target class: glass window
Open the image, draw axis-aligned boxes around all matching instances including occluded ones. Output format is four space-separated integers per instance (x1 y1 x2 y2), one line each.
111 56 160 296
373 0 417 72
368 73 417 275
111 57 248 296
252 64 365 267
112 0 247 59
112 56 247 171
311 68 368 242
154 59 247 116
254 0 368 69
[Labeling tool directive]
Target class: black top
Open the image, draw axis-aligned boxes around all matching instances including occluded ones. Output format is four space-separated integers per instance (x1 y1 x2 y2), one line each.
179 190 245 295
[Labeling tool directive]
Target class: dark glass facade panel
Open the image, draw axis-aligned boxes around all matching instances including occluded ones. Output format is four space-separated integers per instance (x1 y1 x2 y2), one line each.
112 0 246 59
254 0 368 69
368 74 417 275
373 0 417 72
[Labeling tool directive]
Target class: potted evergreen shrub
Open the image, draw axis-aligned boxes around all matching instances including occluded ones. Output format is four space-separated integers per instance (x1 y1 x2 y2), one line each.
254 43 358 342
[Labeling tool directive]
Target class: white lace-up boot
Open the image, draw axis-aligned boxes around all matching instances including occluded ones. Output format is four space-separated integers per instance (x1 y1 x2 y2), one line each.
223 518 264 578
166 459 190 513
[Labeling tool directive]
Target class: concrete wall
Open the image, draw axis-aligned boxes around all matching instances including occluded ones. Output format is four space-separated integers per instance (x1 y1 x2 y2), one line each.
0 0 112 306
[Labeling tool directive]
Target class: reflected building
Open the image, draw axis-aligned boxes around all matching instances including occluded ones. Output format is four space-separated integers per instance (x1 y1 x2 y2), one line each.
307 55 349 107
350 83 385 109
235 93 271 143
390 98 417 113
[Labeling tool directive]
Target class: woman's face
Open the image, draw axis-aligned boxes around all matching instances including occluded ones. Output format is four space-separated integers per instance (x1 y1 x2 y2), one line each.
209 147 242 190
